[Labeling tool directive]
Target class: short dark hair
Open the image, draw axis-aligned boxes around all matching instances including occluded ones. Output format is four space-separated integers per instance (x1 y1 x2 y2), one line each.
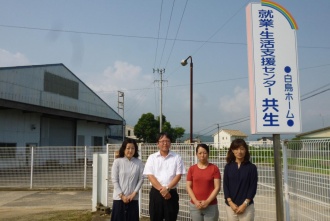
156 132 173 143
226 139 250 163
196 143 209 154
118 138 139 158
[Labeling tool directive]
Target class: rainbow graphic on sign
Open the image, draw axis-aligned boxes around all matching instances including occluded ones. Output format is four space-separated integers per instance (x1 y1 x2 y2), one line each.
261 0 298 30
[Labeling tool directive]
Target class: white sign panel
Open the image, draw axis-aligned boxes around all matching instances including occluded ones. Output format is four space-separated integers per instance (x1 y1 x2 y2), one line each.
246 0 301 134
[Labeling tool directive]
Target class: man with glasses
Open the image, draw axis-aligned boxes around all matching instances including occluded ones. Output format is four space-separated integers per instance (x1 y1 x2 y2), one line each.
143 132 186 221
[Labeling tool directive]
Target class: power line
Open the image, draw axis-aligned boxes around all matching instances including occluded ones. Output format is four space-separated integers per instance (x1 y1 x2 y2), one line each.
189 1 248 57
196 116 250 134
153 0 164 69
200 118 250 137
0 24 245 45
197 116 250 136
95 75 247 94
158 0 176 68
301 88 330 101
300 64 330 71
196 124 217 134
2 23 330 50
164 0 188 68
198 83 330 136
301 83 330 97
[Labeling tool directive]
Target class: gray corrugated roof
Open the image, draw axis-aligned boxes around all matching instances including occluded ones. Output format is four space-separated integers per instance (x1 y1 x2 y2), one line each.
212 129 247 137
223 129 247 137
296 126 330 137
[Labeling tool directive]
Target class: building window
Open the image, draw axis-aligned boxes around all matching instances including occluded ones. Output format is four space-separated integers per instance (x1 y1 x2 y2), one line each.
128 130 131 136
92 136 103 152
0 143 16 158
44 71 79 99
77 135 85 146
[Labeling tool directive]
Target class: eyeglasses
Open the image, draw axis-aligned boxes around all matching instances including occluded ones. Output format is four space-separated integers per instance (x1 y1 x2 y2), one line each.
159 140 171 144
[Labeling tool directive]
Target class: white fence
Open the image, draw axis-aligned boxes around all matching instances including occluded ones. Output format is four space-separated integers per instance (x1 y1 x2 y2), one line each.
0 139 329 220
105 139 329 221
0 146 105 189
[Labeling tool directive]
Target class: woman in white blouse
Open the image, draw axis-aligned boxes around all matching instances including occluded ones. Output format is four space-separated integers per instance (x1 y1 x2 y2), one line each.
111 139 144 221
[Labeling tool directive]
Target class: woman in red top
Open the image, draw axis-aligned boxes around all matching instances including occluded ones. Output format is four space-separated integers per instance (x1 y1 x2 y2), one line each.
186 143 221 221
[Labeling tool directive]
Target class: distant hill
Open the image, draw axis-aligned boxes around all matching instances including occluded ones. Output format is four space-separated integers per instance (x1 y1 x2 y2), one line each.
178 134 213 143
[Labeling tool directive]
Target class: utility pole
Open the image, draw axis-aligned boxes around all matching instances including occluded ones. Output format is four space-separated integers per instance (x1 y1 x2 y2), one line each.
117 91 124 118
117 91 125 139
217 124 220 148
153 68 166 132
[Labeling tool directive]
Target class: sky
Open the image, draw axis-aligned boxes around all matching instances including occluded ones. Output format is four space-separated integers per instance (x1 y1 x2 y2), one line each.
1 0 329 141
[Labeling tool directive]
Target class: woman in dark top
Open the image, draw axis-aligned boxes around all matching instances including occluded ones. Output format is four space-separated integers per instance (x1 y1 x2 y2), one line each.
223 139 258 221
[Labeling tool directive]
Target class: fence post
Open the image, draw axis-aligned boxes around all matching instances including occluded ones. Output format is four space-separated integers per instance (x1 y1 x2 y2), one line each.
282 141 291 221
191 143 196 164
84 146 87 189
105 145 109 207
138 143 142 218
30 146 34 189
273 134 284 221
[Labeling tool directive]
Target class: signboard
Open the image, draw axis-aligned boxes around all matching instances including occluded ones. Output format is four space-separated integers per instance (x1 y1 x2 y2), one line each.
246 0 301 134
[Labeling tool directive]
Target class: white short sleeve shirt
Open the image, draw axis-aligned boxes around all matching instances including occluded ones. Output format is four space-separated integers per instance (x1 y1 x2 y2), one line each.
143 150 186 187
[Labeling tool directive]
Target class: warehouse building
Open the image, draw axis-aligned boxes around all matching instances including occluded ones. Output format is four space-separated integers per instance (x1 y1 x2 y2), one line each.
0 63 124 151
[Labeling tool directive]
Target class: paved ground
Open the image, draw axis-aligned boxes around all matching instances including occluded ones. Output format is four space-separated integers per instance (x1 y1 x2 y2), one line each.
0 190 110 221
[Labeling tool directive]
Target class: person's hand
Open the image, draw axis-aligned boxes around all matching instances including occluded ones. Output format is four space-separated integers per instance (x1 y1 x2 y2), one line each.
126 192 137 202
159 186 168 197
164 192 171 200
121 195 130 204
193 200 202 209
199 200 209 209
160 186 171 199
235 203 247 214
229 201 238 213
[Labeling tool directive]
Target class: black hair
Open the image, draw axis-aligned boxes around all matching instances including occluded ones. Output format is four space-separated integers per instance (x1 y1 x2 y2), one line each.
156 132 173 143
226 138 250 163
118 138 139 158
196 143 209 154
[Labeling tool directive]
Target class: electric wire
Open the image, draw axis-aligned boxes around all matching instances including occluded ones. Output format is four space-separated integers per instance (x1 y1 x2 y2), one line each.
92 75 247 94
163 1 248 80
2 24 329 49
123 82 156 116
158 0 176 68
188 1 248 57
200 118 251 137
198 83 330 136
153 0 164 69
152 0 165 115
164 0 188 69
301 88 330 101
301 83 330 97
196 116 250 135
300 64 330 71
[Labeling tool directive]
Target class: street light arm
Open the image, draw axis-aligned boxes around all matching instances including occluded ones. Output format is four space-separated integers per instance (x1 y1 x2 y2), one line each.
181 56 192 66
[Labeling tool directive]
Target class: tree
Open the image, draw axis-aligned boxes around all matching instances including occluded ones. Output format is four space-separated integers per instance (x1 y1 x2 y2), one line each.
173 127 185 141
134 113 185 143
134 113 158 142
156 117 185 142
